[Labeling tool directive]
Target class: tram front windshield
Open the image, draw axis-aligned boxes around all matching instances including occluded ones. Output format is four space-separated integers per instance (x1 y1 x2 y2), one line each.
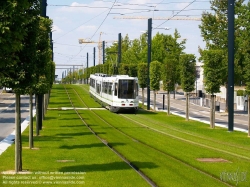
118 80 137 99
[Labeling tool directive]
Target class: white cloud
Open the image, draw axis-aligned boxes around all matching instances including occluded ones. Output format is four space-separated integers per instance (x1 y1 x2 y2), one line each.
127 0 152 4
76 25 97 32
52 25 63 34
176 3 190 9
57 1 108 14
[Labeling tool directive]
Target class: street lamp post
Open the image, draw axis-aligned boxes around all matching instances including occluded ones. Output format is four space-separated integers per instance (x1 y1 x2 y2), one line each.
147 18 152 110
103 41 105 64
87 53 89 84
228 0 234 131
93 47 96 66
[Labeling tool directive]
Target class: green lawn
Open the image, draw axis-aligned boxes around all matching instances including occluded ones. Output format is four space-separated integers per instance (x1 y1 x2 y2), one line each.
0 84 249 187
0 111 149 187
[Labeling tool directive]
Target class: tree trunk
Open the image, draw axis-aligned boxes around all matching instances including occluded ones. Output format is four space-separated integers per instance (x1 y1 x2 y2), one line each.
142 88 144 106
39 94 43 130
36 94 39 136
15 94 22 172
43 94 45 120
248 96 250 137
210 94 215 128
173 84 176 99
29 94 33 149
153 91 156 111
186 93 189 121
167 90 170 115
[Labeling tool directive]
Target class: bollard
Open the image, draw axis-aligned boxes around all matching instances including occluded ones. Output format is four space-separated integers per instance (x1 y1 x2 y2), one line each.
163 94 165 110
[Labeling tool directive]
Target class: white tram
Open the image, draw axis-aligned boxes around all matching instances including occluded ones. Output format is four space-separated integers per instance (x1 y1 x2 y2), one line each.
89 73 139 113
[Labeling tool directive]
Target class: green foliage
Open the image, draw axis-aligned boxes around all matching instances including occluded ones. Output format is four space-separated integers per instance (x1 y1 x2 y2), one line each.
137 62 148 89
74 30 187 85
0 0 38 72
180 54 196 93
236 89 246 96
150 61 161 91
202 50 225 94
152 30 186 66
34 17 53 94
0 0 42 94
50 61 56 87
103 63 110 74
199 0 246 84
119 63 130 75
241 2 250 95
128 64 137 77
162 58 177 92
243 53 250 95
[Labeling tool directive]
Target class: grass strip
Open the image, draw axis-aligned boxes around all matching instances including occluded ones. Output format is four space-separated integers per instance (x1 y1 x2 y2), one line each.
121 111 250 158
0 86 149 187
67 84 250 186
78 110 231 187
92 110 250 186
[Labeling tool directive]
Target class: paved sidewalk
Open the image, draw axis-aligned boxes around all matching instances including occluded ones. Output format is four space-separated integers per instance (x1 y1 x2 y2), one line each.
139 90 249 133
140 90 248 115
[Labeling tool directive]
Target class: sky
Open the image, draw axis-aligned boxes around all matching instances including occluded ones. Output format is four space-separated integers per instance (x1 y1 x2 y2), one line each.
46 0 212 79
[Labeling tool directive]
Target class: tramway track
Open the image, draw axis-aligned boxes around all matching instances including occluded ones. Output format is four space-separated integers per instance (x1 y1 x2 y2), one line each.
119 114 250 161
67 85 232 186
63 85 157 187
121 113 250 153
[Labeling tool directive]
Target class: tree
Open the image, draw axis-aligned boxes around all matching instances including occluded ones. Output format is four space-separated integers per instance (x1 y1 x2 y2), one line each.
150 61 162 110
180 54 196 121
240 1 250 136
199 0 246 112
202 50 225 128
34 16 53 136
152 30 186 99
119 63 130 75
122 39 141 65
137 63 148 106
0 0 33 74
162 59 175 115
0 0 43 172
129 64 137 77
243 54 250 137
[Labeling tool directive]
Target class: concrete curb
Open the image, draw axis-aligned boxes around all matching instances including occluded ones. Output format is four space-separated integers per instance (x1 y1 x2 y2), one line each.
140 101 248 134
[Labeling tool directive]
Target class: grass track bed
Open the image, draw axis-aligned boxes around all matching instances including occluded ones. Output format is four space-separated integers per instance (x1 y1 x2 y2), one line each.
90 110 250 185
0 85 148 187
68 84 250 186
77 110 228 187
1 84 250 186
120 112 250 158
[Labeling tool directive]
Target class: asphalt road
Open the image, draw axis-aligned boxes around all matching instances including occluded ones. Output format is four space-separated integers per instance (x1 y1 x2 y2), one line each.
140 90 249 132
0 93 33 141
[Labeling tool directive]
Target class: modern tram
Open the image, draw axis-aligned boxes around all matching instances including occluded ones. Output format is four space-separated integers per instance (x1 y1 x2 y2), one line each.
89 73 139 113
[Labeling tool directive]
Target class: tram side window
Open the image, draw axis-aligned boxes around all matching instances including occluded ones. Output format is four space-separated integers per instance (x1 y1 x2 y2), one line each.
135 82 138 96
108 83 112 95
106 82 109 94
102 82 105 93
90 79 95 88
96 83 101 94
114 83 118 96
